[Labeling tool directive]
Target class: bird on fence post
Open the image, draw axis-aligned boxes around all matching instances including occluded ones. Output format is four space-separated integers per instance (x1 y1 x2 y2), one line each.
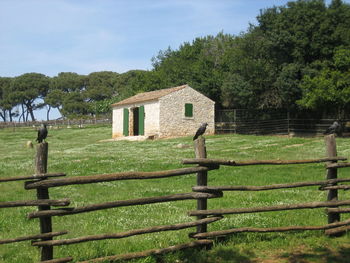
324 121 341 136
193 123 208 141
36 124 48 143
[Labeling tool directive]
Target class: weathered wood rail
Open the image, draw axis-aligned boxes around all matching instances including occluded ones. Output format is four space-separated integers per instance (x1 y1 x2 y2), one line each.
0 172 66 183
192 218 350 239
0 199 70 208
0 231 68 245
188 200 350 216
24 166 216 189
1 134 350 262
192 177 350 192
27 192 222 219
182 156 346 166
31 217 222 247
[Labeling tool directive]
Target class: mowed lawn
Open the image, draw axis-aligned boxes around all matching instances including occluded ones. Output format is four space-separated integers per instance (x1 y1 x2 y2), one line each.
1 125 350 263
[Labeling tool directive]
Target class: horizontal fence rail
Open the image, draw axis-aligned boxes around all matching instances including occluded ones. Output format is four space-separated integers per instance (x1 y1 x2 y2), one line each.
28 192 223 219
0 231 68 245
327 162 350 169
327 208 350 213
325 225 350 236
192 177 350 192
0 173 66 183
320 185 350 190
192 218 350 239
0 199 70 208
188 200 350 216
182 157 347 166
24 166 217 189
32 217 223 247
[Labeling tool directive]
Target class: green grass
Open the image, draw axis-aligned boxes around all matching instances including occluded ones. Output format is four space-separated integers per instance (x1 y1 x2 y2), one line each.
1 125 350 262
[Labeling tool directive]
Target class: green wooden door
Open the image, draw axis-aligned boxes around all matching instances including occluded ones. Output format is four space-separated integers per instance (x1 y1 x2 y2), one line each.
138 105 145 135
123 108 129 136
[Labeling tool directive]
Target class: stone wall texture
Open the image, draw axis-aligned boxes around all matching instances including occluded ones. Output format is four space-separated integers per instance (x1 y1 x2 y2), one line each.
159 86 215 137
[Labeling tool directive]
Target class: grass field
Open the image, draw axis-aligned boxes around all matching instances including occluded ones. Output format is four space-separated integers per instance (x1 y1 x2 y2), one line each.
1 125 350 263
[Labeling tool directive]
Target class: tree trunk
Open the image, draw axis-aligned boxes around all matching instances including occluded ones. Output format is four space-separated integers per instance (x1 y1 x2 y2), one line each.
9 109 13 122
26 102 36 121
46 105 51 121
20 103 25 122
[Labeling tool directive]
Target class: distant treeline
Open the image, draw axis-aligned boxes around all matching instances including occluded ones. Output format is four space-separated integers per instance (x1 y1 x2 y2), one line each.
1 0 350 122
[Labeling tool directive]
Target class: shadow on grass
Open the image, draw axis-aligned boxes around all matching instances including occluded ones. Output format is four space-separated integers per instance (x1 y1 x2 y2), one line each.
152 241 350 263
279 245 350 263
156 246 256 263
207 247 255 263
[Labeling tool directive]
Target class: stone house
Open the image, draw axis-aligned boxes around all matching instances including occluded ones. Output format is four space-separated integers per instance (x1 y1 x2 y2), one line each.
111 84 215 138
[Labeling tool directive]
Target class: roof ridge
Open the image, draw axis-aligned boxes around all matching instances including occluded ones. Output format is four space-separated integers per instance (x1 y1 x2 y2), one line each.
111 84 188 107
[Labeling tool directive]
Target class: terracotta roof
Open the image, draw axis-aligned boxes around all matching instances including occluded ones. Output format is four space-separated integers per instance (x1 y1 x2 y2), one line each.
111 84 188 107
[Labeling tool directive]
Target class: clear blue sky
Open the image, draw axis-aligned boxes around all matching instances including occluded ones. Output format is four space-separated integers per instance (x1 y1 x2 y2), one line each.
2 0 347 78
0 0 348 120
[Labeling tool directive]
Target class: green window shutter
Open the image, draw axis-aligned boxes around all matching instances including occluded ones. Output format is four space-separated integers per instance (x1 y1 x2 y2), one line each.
123 108 129 136
185 103 193 117
138 105 145 135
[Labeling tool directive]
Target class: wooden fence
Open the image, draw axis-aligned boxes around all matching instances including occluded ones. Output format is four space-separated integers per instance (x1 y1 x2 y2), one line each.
1 135 350 262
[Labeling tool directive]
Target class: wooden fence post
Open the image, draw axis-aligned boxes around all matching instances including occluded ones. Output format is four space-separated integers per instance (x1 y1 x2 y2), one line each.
35 142 54 260
287 111 290 135
325 135 342 227
194 137 208 234
234 109 237 134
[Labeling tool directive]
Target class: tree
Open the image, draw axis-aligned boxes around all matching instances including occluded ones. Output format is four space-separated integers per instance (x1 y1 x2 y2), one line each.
298 47 350 118
256 0 329 65
0 77 15 121
220 73 253 108
49 72 87 118
114 70 163 100
61 91 89 117
273 63 302 110
44 87 65 121
11 73 50 121
151 33 237 105
86 71 119 102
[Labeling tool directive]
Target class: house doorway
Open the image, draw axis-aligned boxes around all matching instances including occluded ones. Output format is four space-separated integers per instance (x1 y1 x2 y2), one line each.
132 107 139 135
129 106 144 136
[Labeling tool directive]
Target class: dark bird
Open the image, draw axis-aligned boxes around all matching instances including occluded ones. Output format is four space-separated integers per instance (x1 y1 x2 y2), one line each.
193 123 208 141
36 124 48 143
324 121 340 135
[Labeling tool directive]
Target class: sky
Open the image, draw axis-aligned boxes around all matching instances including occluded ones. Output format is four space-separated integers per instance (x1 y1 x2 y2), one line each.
0 0 348 120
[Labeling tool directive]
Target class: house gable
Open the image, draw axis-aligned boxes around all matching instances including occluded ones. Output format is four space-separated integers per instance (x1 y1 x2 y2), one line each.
158 86 215 137
111 85 187 107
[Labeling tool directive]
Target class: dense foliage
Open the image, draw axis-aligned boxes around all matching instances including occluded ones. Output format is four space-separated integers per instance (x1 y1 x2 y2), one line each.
1 0 349 121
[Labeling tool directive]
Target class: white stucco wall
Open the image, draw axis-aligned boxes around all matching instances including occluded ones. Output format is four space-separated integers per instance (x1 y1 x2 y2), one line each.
158 86 215 137
143 100 160 136
112 107 123 137
112 100 160 138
